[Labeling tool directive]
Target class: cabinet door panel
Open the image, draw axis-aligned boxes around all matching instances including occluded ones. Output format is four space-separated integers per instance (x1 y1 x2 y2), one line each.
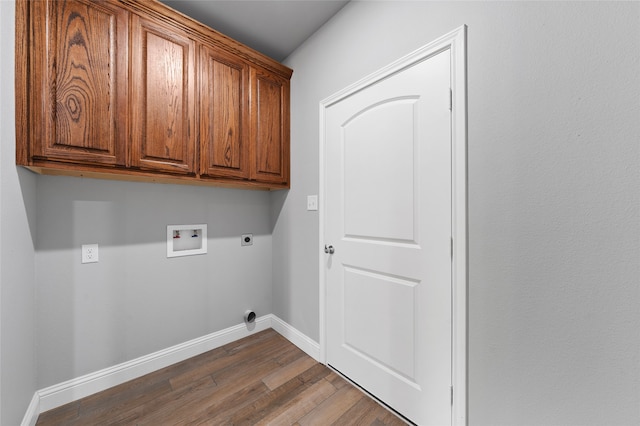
131 16 196 174
251 68 290 185
33 0 128 166
200 46 249 179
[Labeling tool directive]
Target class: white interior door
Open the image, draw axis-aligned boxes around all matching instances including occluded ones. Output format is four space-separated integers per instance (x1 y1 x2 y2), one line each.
324 49 452 425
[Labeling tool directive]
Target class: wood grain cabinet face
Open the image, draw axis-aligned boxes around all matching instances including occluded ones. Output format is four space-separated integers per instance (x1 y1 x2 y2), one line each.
200 46 249 179
17 0 291 189
130 15 196 175
251 68 290 185
28 0 128 167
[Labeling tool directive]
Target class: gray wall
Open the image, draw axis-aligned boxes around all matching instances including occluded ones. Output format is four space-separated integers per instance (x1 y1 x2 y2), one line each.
36 176 273 388
276 1 640 425
2 1 639 424
0 1 38 424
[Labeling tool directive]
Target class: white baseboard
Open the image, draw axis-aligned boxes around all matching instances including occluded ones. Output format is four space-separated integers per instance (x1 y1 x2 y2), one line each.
270 314 320 361
20 392 40 426
22 315 318 425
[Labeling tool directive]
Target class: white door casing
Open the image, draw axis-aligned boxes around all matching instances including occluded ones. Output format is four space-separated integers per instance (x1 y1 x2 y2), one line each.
319 26 467 425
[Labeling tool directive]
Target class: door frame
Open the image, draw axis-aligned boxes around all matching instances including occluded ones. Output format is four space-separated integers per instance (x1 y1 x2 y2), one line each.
318 26 468 425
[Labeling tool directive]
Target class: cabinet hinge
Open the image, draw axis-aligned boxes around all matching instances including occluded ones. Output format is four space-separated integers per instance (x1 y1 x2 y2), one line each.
449 88 453 111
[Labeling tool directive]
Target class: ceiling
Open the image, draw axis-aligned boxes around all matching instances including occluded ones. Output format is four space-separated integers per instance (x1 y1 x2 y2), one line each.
160 0 350 62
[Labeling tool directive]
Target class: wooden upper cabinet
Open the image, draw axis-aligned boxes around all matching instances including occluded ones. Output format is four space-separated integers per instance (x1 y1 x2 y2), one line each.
17 0 291 189
130 15 196 175
250 67 290 185
200 45 249 180
25 0 128 167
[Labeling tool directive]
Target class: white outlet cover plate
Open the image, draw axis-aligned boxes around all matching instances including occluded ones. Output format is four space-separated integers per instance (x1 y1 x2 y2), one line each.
307 195 318 211
82 244 99 264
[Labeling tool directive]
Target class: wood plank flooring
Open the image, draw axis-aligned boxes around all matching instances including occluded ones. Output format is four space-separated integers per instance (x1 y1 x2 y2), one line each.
36 329 408 425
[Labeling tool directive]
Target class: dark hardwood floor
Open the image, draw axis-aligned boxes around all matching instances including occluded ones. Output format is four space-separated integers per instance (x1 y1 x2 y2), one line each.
36 329 408 425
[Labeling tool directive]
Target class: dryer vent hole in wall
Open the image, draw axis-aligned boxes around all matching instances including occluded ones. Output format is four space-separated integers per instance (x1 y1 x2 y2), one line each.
244 310 256 324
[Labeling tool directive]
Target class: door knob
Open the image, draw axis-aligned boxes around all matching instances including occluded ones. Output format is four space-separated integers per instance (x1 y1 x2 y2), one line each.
324 244 335 254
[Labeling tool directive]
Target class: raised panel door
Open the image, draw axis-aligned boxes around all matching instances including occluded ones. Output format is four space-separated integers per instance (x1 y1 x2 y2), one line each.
30 0 128 166
131 15 196 175
200 46 249 179
325 50 453 425
250 67 290 186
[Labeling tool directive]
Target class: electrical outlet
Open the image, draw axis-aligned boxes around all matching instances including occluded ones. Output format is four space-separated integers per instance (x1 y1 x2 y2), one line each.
307 195 318 211
82 244 99 264
241 234 253 246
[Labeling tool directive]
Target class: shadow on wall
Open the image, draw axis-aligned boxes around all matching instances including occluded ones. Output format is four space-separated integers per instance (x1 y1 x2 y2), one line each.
18 167 37 248
34 174 274 252
269 187 289 233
